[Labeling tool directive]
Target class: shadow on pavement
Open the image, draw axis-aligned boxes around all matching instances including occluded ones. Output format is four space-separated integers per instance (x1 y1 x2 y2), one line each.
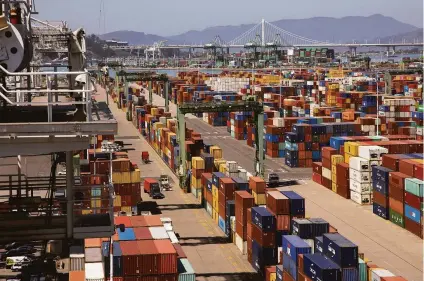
196 272 263 281
178 236 230 246
159 203 202 211
137 201 162 215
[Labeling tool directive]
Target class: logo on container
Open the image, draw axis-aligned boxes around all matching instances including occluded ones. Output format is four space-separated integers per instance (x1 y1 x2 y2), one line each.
309 268 316 275
287 247 291 256
328 245 336 256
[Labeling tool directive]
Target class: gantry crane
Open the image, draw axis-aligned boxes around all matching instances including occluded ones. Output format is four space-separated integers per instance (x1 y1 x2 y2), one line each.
176 99 265 189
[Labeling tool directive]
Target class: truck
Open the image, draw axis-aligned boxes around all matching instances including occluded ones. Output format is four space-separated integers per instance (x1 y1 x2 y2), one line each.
143 178 165 199
159 175 171 191
267 173 280 187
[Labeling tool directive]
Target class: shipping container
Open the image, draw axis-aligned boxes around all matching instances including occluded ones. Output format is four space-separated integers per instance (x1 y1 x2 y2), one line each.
280 191 305 216
118 227 136 241
323 233 358 268
177 258 196 281
120 241 142 276
282 235 312 265
69 271 85 281
149 227 170 239
85 262 105 281
303 254 341 281
371 269 395 281
251 207 276 232
154 240 178 274
266 191 290 215
70 245 85 271
85 247 103 263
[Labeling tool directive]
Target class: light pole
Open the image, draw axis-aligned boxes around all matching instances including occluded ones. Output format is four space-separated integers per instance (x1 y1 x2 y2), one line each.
376 71 380 137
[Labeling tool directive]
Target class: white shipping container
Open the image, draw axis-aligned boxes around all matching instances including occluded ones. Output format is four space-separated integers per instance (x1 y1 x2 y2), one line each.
238 169 247 181
322 167 332 180
350 190 371 205
371 269 395 281
277 247 283 263
70 255 85 271
350 179 371 194
230 216 236 232
84 247 102 263
149 226 169 239
349 168 371 183
85 262 104 281
349 157 371 172
167 231 179 244
235 233 247 255
206 202 212 216
358 146 388 160
226 161 238 173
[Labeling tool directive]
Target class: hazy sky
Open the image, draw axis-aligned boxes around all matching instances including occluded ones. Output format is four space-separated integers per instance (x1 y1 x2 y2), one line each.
35 0 423 36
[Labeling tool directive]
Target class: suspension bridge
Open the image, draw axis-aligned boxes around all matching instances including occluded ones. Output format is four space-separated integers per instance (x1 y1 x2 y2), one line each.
106 19 423 53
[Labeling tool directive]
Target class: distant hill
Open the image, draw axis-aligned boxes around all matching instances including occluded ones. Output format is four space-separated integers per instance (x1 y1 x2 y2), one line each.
100 14 419 45
99 30 168 45
377 28 423 43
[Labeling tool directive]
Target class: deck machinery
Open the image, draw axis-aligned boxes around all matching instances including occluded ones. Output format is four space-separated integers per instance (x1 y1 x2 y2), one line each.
0 0 117 247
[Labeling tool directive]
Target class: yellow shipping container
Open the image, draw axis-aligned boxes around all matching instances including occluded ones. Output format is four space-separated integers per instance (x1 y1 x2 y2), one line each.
210 146 223 159
153 122 165 130
214 159 226 170
344 153 351 164
252 191 266 205
332 183 337 193
82 210 93 215
332 172 337 183
121 172 132 184
269 273 276 281
114 195 122 207
121 206 132 213
345 142 360 156
131 169 141 183
112 172 122 184
212 185 218 199
331 164 337 175
219 163 227 173
213 210 219 224
151 108 158 116
191 175 202 189
91 198 101 208
192 157 205 169
167 132 176 143
213 197 219 211
331 155 344 165
412 159 424 164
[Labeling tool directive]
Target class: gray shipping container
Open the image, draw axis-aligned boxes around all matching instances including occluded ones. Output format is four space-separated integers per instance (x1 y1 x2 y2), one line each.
84 247 103 263
70 245 85 271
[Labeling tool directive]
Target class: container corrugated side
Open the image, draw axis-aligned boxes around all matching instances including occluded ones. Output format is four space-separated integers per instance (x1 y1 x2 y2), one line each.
178 258 196 281
84 247 103 263
137 240 158 275
120 241 141 276
85 262 104 281
154 240 177 274
149 226 170 239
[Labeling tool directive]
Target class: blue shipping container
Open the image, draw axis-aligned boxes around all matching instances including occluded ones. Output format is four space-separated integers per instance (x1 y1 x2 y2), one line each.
292 218 313 239
252 240 278 266
309 218 330 237
232 177 249 191
218 216 226 233
323 233 358 268
281 191 305 216
373 203 389 220
404 204 422 224
283 252 298 281
117 227 136 241
251 207 276 232
303 253 341 281
212 172 225 187
315 236 323 254
342 267 359 281
282 235 312 265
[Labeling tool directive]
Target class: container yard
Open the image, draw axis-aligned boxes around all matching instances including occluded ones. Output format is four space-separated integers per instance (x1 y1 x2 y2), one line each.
0 1 423 281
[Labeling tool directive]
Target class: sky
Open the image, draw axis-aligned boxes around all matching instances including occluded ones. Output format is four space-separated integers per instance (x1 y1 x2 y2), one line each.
35 0 423 36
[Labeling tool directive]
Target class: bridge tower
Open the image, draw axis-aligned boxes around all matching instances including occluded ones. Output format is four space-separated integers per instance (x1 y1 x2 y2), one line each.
261 19 265 47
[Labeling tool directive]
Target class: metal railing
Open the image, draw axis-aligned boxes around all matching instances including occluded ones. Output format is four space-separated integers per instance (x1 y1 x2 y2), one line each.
0 64 93 122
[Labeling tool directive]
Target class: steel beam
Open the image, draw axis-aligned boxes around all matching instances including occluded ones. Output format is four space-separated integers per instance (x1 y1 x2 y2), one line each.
66 151 74 238
148 81 153 105
177 111 186 189
165 81 169 112
0 121 117 136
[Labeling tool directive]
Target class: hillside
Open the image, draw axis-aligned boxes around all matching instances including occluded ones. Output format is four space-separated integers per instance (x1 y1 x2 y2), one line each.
100 14 419 45
377 28 423 43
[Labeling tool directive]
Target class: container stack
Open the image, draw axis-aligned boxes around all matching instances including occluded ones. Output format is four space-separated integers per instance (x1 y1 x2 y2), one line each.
218 177 235 234
69 245 85 280
112 159 141 214
84 238 104 281
265 125 286 158
331 154 344 194
278 235 311 281
191 157 205 198
229 112 251 140
321 147 338 190
235 190 254 255
212 172 226 224
372 166 393 220
250 207 277 272
249 176 267 205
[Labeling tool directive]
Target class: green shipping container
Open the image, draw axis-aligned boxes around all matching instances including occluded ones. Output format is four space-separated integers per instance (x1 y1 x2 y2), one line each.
389 208 405 228
358 258 367 281
178 258 196 281
405 178 424 197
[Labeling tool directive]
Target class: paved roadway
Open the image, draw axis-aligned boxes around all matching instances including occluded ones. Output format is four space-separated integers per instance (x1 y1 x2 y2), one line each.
135 87 423 281
95 87 263 281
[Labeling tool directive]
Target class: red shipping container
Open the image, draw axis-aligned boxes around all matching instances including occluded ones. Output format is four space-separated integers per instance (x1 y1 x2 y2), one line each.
389 184 405 202
414 164 424 180
373 191 389 208
312 172 322 185
134 227 153 240
275 214 290 231
130 216 148 227
405 217 423 238
322 157 331 170
404 191 422 210
266 191 290 215
249 177 266 193
298 254 304 275
389 197 404 215
155 275 178 281
115 216 132 228
251 223 275 247
144 215 163 227
219 177 235 200
120 241 142 276
235 191 254 224
144 178 159 193
399 159 417 177
154 240 177 274
172 243 187 259
322 147 338 160
389 172 409 189
236 220 247 240
283 269 295 281
265 266 277 281
136 240 158 275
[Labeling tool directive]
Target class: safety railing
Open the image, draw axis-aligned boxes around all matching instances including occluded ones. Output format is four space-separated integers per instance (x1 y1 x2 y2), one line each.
0 64 94 122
